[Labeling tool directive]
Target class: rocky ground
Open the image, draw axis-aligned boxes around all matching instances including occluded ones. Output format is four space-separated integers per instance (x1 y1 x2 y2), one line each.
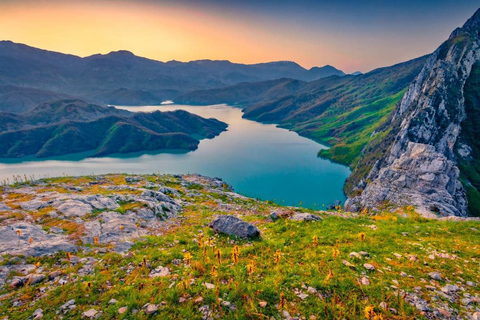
0 174 478 319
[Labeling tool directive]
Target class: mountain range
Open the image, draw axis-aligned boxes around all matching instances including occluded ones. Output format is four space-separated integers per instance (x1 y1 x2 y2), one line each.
0 41 344 111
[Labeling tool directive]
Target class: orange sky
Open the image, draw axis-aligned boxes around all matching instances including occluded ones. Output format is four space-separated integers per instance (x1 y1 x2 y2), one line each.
0 0 477 72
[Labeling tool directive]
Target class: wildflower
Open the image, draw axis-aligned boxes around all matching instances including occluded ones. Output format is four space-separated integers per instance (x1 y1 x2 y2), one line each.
233 245 239 255
93 236 99 245
66 252 72 261
278 293 286 310
16 229 21 236
313 235 318 247
247 260 255 275
373 315 384 320
231 250 239 264
332 248 339 259
211 265 218 277
274 250 281 264
28 237 33 244
35 262 41 268
325 269 334 282
215 249 221 264
364 305 375 319
359 233 366 242
184 252 192 266
119 225 124 231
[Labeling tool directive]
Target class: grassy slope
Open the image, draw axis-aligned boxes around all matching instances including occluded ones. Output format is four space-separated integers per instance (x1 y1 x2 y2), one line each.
241 57 427 167
1 174 479 319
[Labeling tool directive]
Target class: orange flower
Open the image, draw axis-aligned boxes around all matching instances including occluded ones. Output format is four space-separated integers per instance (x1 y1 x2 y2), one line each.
278 293 286 310
274 250 282 265
247 260 255 275
184 252 192 266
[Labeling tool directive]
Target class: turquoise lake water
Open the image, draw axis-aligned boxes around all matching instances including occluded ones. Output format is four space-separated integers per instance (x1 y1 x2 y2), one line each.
0 104 350 208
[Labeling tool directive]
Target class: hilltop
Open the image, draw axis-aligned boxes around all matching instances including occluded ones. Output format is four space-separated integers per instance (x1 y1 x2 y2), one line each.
0 174 478 319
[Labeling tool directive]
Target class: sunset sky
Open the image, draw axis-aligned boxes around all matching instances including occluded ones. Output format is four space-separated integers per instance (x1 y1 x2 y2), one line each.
0 0 478 73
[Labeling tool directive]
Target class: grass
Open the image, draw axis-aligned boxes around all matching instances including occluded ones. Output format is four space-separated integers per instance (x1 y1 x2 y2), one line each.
0 174 479 319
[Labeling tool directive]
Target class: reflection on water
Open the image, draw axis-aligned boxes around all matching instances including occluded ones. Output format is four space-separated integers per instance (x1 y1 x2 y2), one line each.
0 104 350 208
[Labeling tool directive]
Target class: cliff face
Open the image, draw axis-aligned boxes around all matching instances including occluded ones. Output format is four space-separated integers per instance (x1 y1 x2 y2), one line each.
346 9 480 217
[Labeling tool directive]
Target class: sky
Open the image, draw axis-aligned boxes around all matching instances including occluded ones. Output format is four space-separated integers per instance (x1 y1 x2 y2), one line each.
0 0 478 73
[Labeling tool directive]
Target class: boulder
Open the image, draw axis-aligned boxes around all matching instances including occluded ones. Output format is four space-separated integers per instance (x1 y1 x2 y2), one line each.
210 215 260 238
289 213 322 222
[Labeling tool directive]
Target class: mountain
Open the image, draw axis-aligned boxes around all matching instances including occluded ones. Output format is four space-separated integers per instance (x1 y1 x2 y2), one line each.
0 41 344 110
345 8 480 217
0 85 74 113
0 100 227 158
176 78 306 106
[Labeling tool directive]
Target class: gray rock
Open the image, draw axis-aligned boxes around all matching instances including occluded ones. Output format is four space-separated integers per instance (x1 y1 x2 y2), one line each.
56 200 93 217
359 277 370 286
59 299 76 311
144 303 158 315
428 272 442 281
33 308 43 319
349 252 362 259
48 270 62 281
289 213 322 222
20 199 48 211
441 284 459 293
82 308 98 318
326 200 342 210
0 222 77 257
149 266 170 278
364 263 375 271
210 215 260 238
26 273 45 285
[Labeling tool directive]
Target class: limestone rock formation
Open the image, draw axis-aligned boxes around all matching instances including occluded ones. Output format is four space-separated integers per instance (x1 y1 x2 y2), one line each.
346 9 480 217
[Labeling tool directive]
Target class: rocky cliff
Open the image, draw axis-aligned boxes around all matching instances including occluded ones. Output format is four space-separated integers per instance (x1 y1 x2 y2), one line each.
346 9 480 217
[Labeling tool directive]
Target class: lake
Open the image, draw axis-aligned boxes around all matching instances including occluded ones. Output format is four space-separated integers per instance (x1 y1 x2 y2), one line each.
0 104 350 208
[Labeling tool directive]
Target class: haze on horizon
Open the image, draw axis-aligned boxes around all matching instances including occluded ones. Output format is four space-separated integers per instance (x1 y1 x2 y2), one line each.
0 0 478 73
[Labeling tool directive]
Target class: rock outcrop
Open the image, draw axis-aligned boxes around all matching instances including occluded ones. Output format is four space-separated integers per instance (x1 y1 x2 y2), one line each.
346 9 480 216
210 215 261 238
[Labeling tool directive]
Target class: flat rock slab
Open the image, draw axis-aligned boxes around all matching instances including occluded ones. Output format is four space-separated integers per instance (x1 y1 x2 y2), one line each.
0 222 77 256
210 215 260 238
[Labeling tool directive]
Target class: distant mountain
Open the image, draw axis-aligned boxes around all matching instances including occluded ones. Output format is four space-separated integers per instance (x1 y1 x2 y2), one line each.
0 86 73 113
176 78 306 105
0 100 227 158
351 71 363 75
0 41 344 110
